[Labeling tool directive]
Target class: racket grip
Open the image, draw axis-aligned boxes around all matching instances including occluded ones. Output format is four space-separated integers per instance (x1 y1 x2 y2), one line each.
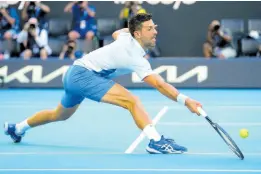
197 107 207 117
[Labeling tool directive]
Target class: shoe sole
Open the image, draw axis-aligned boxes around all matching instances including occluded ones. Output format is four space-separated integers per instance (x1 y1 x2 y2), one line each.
146 146 186 154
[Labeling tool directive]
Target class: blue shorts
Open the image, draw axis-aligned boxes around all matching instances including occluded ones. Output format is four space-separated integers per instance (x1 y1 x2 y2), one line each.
61 65 115 108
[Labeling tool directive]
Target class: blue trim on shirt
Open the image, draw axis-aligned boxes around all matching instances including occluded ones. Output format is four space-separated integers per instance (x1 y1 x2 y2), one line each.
94 69 117 78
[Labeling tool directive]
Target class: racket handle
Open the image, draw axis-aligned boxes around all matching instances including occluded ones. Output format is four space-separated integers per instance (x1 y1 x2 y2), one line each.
197 107 207 117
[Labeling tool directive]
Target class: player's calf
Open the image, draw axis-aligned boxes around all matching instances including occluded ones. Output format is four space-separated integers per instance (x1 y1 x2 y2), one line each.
125 95 152 130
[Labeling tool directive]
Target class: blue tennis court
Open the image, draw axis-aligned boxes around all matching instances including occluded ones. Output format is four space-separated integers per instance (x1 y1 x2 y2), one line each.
0 89 261 173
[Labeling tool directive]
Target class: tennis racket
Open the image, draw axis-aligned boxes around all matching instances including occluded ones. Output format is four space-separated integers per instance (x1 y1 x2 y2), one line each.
197 107 244 160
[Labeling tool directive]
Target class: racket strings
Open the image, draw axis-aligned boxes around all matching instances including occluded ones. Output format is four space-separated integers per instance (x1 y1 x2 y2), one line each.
216 125 244 159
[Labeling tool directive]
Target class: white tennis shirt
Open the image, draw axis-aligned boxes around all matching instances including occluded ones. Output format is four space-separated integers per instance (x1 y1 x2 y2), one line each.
74 32 154 80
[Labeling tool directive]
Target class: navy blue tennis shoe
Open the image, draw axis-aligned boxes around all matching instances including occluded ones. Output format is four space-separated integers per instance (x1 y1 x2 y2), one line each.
4 122 24 143
146 135 187 154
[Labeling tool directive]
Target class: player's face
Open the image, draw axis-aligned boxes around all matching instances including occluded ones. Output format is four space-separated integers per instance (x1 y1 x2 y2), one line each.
139 20 158 49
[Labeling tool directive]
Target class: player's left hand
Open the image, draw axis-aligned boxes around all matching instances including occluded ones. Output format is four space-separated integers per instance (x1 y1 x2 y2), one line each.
185 98 202 116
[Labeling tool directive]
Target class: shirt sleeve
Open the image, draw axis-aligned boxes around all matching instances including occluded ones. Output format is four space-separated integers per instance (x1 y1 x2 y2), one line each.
107 68 133 79
129 58 155 81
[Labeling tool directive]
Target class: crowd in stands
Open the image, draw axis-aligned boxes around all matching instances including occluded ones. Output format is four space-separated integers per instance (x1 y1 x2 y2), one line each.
0 1 160 60
203 19 261 59
0 1 260 60
0 1 97 60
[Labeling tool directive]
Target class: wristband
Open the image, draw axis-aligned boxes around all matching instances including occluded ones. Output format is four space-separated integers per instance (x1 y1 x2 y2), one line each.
177 93 188 105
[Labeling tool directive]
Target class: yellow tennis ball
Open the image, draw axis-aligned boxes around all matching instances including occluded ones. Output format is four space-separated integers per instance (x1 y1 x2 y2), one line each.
240 129 249 138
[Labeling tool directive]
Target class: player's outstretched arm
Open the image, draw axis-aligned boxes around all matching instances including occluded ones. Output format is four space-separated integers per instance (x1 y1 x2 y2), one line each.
112 28 129 40
143 74 202 115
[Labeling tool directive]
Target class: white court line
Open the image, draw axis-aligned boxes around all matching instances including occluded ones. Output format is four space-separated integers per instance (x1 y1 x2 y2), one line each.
0 169 261 172
124 106 169 154
0 152 260 156
159 122 261 126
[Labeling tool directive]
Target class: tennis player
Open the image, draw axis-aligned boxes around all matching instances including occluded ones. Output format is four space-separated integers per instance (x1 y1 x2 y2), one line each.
4 13 202 154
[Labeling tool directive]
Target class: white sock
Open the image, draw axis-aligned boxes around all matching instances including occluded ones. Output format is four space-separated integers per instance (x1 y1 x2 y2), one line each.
143 124 161 141
15 120 31 135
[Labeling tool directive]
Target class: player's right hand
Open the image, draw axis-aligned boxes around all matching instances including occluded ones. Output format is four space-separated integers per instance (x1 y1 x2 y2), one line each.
185 98 202 116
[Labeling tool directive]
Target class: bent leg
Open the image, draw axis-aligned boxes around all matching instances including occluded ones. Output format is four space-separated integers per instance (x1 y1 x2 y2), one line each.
15 90 84 135
14 103 80 136
27 103 80 127
5 102 80 143
101 83 152 130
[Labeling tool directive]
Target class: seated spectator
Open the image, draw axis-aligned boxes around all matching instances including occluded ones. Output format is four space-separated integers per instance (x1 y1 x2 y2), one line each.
246 30 261 57
17 18 51 60
119 1 146 28
64 1 97 41
203 20 236 59
59 40 77 60
0 4 20 58
22 1 50 30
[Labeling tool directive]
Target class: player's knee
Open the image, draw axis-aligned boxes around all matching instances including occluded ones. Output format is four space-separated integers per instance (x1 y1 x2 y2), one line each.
53 112 70 121
57 115 70 121
54 109 73 121
126 95 141 110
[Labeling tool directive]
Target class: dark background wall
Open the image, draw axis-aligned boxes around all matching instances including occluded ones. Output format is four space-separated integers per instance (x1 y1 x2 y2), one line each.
28 1 261 57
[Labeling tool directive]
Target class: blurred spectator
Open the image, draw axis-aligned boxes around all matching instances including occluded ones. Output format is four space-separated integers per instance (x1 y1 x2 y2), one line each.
59 40 77 60
247 31 261 57
21 1 50 30
17 18 51 60
203 20 236 59
0 4 20 58
119 1 146 28
64 1 97 41
247 30 260 56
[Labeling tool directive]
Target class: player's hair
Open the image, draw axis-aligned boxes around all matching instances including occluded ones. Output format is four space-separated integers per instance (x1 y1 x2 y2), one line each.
128 13 152 37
